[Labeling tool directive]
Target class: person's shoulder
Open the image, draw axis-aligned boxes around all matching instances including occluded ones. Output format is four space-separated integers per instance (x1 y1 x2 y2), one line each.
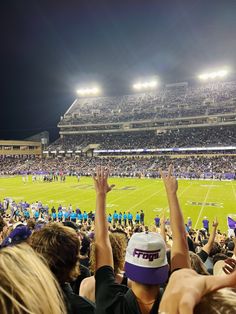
80 276 95 297
62 283 95 314
95 266 129 300
95 265 116 284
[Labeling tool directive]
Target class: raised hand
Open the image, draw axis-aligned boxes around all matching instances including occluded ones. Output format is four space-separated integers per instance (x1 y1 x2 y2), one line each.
159 268 236 314
159 164 178 195
93 166 115 195
212 217 218 228
160 209 166 226
223 258 236 275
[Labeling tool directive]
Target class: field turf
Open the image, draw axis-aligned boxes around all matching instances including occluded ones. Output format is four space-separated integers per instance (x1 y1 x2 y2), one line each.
1 176 236 232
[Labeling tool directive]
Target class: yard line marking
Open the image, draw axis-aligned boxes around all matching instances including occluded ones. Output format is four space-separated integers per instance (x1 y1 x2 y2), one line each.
163 181 194 210
109 180 160 204
194 181 213 229
128 187 165 210
231 181 236 201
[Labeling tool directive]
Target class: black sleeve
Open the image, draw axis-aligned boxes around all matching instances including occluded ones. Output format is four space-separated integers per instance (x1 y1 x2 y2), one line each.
95 266 128 314
197 249 209 263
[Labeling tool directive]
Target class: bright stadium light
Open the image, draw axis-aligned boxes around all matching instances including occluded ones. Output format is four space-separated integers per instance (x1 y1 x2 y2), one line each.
76 86 101 96
198 69 229 81
133 80 158 91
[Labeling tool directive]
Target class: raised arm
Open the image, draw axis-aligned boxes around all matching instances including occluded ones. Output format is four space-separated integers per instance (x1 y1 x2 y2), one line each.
160 210 167 242
201 218 218 255
159 267 236 314
160 165 190 271
93 166 115 271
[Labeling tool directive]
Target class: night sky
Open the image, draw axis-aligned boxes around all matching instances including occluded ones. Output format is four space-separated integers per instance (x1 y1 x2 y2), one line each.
1 0 236 141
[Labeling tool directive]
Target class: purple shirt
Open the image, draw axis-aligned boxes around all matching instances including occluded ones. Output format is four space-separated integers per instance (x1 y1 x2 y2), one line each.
202 219 209 228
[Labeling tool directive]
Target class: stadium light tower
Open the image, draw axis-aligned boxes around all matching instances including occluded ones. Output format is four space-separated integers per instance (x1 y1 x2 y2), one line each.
133 79 158 91
76 86 101 96
198 69 229 81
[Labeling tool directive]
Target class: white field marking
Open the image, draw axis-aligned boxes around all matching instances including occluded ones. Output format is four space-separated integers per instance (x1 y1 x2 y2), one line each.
106 204 117 208
46 200 65 204
231 182 236 201
163 182 194 211
76 181 153 205
194 181 213 229
186 201 223 207
200 185 218 188
153 208 164 212
6 196 24 200
128 187 165 210
108 181 156 205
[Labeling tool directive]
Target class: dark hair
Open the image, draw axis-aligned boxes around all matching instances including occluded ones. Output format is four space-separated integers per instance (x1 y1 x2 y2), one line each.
30 223 80 283
0 217 6 232
209 242 222 257
212 253 228 265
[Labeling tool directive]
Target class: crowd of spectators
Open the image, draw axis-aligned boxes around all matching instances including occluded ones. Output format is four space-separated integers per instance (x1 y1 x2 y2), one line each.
0 166 236 313
48 125 236 151
59 81 236 125
0 155 235 179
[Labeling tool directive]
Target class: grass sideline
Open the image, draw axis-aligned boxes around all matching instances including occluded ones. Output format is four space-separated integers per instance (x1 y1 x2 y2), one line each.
1 176 235 232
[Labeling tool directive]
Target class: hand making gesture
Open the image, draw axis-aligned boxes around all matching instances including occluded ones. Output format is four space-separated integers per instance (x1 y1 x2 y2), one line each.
93 166 115 195
159 268 236 314
159 164 178 195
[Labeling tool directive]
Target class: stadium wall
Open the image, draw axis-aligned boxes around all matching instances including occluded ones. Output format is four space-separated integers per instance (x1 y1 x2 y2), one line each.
0 140 42 156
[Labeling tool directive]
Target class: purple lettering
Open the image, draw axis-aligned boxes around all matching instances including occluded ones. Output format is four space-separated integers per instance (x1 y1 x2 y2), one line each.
133 249 161 261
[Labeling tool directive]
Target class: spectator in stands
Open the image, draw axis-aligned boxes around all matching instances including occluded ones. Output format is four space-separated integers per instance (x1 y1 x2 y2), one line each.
80 232 129 302
189 251 209 275
93 165 190 313
30 223 95 314
0 243 66 314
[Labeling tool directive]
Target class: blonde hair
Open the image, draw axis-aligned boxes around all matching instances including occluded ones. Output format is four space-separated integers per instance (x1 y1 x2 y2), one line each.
90 232 127 274
0 243 66 314
194 288 236 314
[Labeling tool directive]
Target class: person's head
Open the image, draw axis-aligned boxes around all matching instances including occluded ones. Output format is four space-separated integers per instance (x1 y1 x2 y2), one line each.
27 218 36 230
30 223 80 283
0 243 66 314
212 253 228 265
189 252 209 275
194 288 236 314
0 225 31 248
124 232 168 286
209 242 222 257
90 232 127 274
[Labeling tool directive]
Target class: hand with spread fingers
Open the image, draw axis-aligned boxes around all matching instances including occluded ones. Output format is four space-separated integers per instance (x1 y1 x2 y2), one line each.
223 258 236 275
93 166 115 195
159 164 178 195
159 268 236 314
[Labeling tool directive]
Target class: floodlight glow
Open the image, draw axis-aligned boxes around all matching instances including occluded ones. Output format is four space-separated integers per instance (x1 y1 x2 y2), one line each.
198 69 229 81
76 86 100 96
133 80 158 91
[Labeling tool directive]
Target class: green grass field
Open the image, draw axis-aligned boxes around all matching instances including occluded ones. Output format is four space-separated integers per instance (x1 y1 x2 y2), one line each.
1 176 236 231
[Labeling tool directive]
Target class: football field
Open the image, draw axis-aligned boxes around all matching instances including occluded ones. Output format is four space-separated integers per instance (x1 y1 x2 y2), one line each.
1 176 236 232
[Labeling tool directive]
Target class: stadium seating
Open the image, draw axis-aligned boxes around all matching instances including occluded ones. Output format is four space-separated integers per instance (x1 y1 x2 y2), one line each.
59 81 236 125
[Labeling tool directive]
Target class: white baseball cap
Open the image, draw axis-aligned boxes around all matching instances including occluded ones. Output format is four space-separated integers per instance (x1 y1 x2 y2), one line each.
125 232 169 285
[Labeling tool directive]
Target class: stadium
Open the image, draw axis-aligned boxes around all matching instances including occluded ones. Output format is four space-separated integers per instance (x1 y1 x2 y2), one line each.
1 74 235 231
1 2 236 313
